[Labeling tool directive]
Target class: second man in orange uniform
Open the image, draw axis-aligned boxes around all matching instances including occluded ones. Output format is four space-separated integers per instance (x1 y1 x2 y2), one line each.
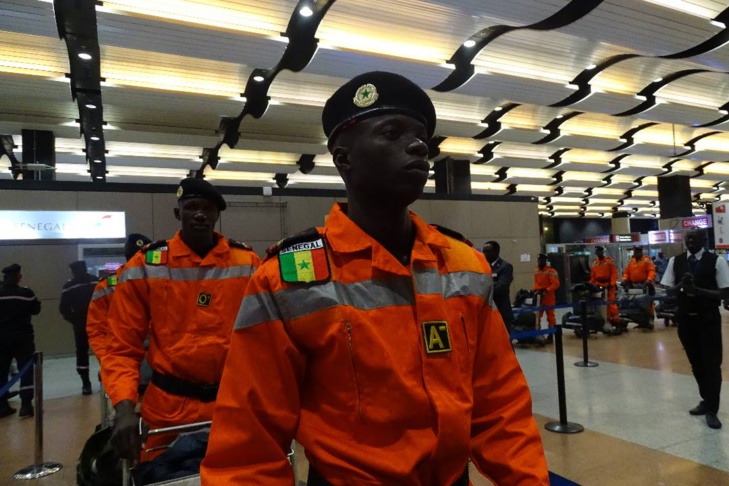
589 246 621 329
623 245 657 327
533 253 560 330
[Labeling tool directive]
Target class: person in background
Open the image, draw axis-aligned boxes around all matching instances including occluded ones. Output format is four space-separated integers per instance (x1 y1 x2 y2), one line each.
104 178 260 463
654 251 669 281
589 246 621 332
202 71 548 485
661 229 729 429
483 240 514 329
87 233 152 368
533 253 560 339
0 264 41 418
622 245 657 328
60 260 97 395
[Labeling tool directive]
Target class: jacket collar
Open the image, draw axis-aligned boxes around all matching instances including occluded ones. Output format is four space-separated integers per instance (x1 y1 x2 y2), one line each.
169 231 228 262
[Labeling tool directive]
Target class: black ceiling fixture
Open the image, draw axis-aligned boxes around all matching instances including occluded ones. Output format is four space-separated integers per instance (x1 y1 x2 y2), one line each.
658 158 681 176
609 122 660 151
433 0 603 92
602 154 629 174
0 135 21 179
427 136 447 159
677 131 721 157
198 0 336 177
473 103 520 139
533 111 582 145
474 141 501 164
543 148 571 169
613 69 710 117
297 154 316 174
52 0 107 182
274 173 289 188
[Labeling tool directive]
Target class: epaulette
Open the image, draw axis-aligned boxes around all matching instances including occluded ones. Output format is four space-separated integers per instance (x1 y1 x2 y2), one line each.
142 240 168 252
267 227 330 284
431 225 473 247
228 239 254 251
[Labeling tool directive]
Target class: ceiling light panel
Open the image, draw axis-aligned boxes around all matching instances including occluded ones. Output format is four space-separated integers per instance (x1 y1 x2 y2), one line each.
0 31 68 78
218 147 299 165
641 0 722 19
99 0 289 37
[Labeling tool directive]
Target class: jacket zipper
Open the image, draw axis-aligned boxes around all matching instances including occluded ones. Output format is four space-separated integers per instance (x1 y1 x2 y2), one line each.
345 321 363 421
460 314 470 354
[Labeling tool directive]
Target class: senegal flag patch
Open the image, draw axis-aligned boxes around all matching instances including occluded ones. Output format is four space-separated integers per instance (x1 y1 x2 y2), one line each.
145 247 168 265
106 275 117 287
279 238 330 283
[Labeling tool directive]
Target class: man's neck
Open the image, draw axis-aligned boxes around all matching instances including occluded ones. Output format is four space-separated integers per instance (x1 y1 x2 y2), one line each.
345 199 414 263
181 232 217 258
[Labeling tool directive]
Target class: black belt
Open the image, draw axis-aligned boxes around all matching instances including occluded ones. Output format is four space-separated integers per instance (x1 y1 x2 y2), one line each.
150 371 219 403
307 466 469 486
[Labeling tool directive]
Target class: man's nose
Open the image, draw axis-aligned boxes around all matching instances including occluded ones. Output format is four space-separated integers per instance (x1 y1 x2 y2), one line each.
407 137 429 158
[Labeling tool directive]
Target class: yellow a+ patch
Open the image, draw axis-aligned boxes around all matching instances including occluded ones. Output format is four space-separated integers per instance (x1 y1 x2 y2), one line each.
422 321 451 354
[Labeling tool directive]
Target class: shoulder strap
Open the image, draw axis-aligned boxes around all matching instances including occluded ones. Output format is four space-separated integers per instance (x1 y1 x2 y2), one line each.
265 227 321 258
430 224 472 247
228 239 254 251
143 239 168 252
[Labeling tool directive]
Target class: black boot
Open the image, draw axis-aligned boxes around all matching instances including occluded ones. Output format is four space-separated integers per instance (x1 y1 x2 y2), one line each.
18 400 34 418
0 401 16 418
81 372 92 396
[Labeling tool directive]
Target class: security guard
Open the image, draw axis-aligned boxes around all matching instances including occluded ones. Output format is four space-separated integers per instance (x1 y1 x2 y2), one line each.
622 245 656 327
0 264 41 418
589 246 621 330
87 233 151 366
202 72 548 485
533 253 560 332
105 178 260 462
661 229 729 429
483 240 514 328
60 260 97 395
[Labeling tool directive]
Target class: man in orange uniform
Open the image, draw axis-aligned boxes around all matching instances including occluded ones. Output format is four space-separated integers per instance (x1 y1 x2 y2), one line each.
589 246 621 330
87 233 151 366
622 245 657 328
533 253 560 332
201 72 548 485
104 178 260 462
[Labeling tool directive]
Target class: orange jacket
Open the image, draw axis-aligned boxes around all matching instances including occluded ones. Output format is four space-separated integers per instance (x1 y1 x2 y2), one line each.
103 231 260 411
201 203 548 486
86 273 118 361
623 256 656 283
533 266 560 293
590 257 618 287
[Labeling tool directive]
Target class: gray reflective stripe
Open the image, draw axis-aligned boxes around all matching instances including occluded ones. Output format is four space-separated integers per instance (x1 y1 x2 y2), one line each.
0 295 37 302
236 270 493 329
91 286 115 302
61 282 97 293
413 268 493 300
119 264 254 284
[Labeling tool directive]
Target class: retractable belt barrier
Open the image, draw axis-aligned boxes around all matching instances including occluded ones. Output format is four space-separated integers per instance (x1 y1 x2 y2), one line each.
0 358 33 398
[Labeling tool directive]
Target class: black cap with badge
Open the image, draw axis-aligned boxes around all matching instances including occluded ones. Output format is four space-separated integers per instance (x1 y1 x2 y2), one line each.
176 178 226 211
2 263 20 275
322 71 436 151
124 233 152 261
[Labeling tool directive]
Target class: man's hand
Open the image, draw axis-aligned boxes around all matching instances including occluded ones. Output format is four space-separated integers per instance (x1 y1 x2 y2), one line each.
111 400 141 462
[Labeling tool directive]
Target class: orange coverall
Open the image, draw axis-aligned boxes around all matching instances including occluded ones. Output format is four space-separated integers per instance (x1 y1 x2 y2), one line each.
533 265 560 327
104 232 259 455
589 256 620 324
201 203 549 486
86 273 118 364
623 255 656 318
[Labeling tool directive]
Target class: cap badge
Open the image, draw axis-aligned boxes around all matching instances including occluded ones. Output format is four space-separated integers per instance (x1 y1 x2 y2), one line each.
353 83 378 108
135 239 144 247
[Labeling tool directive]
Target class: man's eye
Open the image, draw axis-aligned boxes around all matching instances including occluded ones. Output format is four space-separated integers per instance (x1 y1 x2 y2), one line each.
382 129 400 139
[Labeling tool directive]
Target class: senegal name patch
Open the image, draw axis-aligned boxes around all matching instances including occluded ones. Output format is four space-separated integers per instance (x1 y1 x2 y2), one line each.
279 238 330 283
145 247 168 265
422 321 452 354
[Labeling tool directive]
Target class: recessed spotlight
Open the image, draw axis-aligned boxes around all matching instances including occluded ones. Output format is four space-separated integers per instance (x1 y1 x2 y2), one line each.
253 75 265 82
556 114 564 119
720 109 729 115
463 40 476 48
494 106 502 111
90 136 100 141
565 83 578 90
653 77 663 83
586 64 597 70
85 103 96 109
95 175 103 179
78 53 92 60
299 6 313 17
711 20 726 29
93 159 102 163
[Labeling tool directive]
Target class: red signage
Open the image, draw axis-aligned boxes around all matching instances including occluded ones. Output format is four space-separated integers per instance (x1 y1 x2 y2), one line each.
680 215 712 229
584 235 610 244
649 229 684 244
610 233 641 243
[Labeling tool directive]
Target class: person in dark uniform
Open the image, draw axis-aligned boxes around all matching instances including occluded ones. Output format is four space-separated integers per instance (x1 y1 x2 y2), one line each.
0 264 41 418
661 229 729 429
482 240 514 328
60 260 97 395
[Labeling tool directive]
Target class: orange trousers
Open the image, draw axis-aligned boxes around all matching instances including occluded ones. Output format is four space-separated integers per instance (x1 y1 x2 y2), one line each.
537 291 557 328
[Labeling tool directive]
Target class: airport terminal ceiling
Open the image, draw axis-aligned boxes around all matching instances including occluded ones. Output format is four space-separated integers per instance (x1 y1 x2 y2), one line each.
1 0 729 219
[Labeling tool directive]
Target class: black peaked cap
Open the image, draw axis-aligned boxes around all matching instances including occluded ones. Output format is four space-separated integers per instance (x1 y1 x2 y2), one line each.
176 178 226 211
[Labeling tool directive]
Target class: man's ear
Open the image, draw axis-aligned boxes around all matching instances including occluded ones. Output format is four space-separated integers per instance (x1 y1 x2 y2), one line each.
332 146 350 173
173 206 181 221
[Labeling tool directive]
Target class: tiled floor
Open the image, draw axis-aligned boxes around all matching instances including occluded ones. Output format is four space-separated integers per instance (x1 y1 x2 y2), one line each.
2 312 728 485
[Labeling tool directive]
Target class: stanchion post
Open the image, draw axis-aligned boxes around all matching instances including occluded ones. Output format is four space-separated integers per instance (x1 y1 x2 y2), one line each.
574 300 598 368
545 326 584 434
13 352 63 480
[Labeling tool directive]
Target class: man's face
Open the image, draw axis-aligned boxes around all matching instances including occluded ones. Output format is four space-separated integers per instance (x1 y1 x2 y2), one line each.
538 256 547 268
174 197 219 237
483 244 498 264
334 114 430 206
633 248 643 259
595 248 604 259
685 231 705 254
